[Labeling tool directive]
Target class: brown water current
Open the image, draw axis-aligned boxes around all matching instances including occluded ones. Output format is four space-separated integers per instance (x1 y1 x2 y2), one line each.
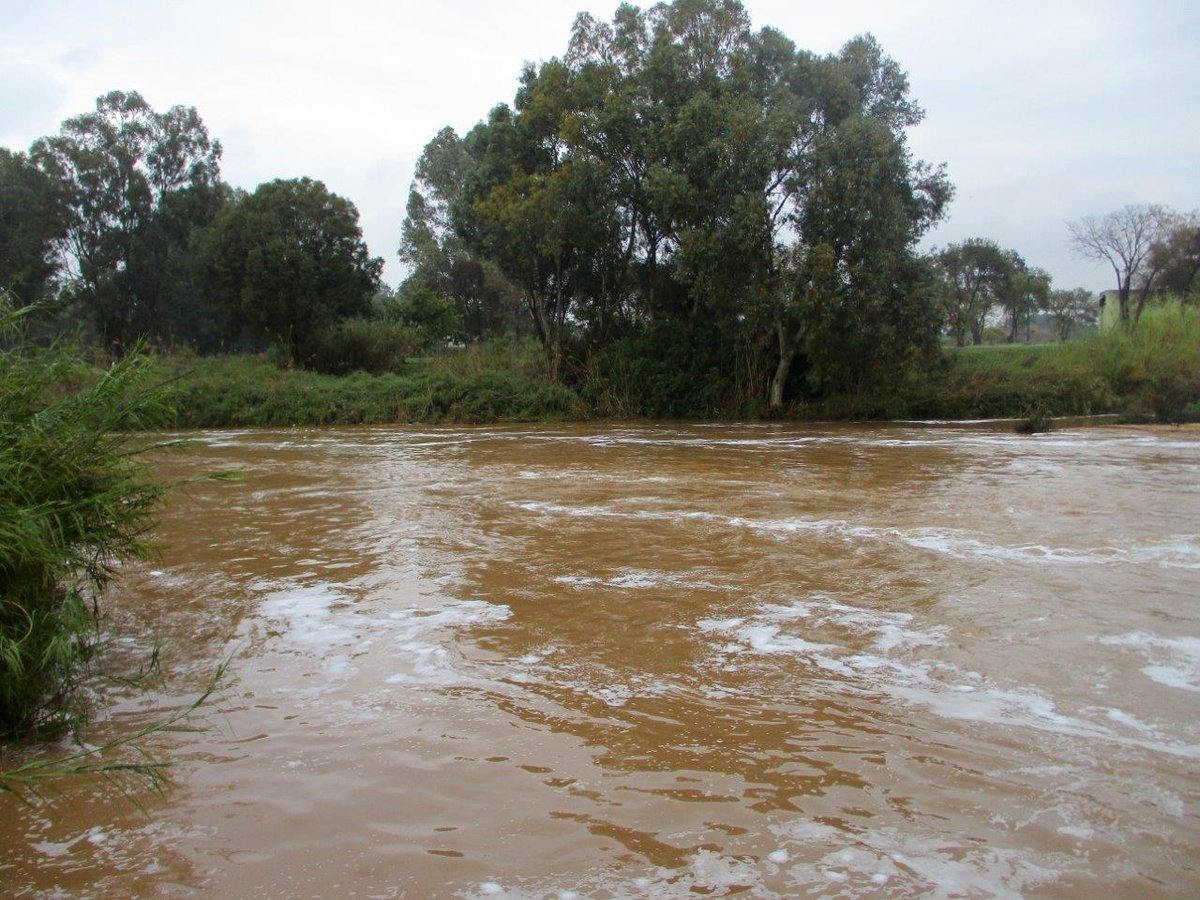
2 423 1198 897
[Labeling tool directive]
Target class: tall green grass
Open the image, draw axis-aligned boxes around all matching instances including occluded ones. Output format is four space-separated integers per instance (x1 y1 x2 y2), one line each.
161 343 581 428
1071 302 1200 423
0 301 166 739
927 303 1200 422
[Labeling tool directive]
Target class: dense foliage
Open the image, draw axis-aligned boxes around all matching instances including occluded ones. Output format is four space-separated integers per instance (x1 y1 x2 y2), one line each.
30 91 226 352
159 302 1200 426
160 345 580 427
0 301 165 739
192 177 383 366
0 0 1194 415
0 149 67 309
401 0 951 411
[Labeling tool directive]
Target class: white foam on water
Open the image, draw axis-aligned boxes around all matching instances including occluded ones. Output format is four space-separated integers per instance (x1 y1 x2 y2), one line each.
1057 823 1095 840
699 596 1200 759
1099 632 1200 692
701 595 945 662
383 600 512 686
734 624 835 656
1129 536 1200 569
555 570 721 591
903 530 1200 569
259 584 355 650
258 583 511 689
768 820 1063 899
515 499 1200 570
689 849 763 891
1104 707 1158 733
508 648 674 708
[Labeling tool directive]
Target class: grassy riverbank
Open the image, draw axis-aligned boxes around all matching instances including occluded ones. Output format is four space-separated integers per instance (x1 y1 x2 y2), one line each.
156 305 1199 427
928 305 1200 422
158 342 582 428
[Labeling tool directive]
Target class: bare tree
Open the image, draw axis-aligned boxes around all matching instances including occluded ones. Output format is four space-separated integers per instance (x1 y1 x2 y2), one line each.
1067 204 1178 327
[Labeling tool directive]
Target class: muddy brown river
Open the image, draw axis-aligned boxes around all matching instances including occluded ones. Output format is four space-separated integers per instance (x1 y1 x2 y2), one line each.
2 423 1198 897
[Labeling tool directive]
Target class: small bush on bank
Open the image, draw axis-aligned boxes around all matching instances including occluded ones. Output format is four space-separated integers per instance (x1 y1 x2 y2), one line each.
928 344 1116 420
922 302 1200 422
302 318 424 375
581 324 759 419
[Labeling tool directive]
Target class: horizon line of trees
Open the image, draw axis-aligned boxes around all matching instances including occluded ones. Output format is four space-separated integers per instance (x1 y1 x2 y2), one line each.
0 90 384 367
3 1 1198 410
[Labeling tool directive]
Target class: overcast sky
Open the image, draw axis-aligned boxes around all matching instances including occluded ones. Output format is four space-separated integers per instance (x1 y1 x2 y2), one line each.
2 0 1197 291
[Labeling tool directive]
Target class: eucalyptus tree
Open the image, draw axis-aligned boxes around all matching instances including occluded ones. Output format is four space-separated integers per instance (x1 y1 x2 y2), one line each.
1149 213 1200 299
1045 287 1096 341
399 128 521 341
30 91 223 351
1001 263 1050 343
0 149 68 308
403 0 951 406
764 37 950 402
786 109 948 399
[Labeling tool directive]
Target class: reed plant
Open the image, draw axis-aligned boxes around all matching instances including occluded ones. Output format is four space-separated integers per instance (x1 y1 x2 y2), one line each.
0 298 167 740
0 657 230 805
1069 300 1200 422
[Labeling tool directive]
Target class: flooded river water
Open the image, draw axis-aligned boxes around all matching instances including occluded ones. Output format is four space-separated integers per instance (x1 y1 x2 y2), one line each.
2 423 1198 897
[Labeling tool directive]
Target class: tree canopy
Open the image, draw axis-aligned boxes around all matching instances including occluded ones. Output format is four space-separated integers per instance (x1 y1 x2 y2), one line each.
31 90 224 351
401 0 951 407
0 149 68 308
193 177 382 366
1067 204 1180 327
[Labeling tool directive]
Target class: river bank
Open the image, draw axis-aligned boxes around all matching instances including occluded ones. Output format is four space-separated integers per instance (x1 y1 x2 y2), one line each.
156 315 1200 428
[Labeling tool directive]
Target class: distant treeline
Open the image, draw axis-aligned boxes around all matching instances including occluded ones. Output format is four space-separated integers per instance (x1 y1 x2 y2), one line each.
2 0 1198 419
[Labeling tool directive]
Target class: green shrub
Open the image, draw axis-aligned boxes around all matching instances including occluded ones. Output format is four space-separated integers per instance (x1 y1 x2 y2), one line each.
302 318 422 375
0 302 165 739
925 303 1200 422
581 323 756 419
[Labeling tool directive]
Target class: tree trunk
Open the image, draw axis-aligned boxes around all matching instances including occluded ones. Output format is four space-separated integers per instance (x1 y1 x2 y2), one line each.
768 320 801 410
769 350 795 409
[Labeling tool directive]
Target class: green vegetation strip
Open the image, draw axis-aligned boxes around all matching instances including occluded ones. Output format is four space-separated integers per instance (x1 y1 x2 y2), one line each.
159 351 582 428
159 305 1200 427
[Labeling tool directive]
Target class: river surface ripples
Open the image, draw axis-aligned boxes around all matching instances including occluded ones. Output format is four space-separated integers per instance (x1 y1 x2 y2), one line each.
2 423 1198 897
